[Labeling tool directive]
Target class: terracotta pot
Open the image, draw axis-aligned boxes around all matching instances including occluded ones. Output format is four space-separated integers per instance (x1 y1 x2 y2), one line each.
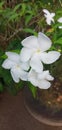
24 87 62 126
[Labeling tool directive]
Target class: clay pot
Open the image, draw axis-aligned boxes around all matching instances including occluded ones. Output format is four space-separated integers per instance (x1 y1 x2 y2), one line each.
24 87 62 126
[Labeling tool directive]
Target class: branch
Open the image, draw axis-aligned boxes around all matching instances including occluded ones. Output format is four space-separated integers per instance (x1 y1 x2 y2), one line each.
6 28 23 41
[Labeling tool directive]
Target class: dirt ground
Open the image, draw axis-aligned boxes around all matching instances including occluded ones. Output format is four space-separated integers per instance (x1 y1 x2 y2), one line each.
0 90 62 130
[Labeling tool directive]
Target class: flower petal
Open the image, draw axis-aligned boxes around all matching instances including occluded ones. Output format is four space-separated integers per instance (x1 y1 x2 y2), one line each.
20 47 33 62
43 9 55 25
41 51 61 64
28 69 38 86
21 61 29 71
46 18 51 25
6 52 20 63
58 26 62 29
46 74 54 81
43 9 50 15
20 71 28 81
11 69 20 83
51 13 55 17
2 59 14 69
38 70 49 79
11 65 28 82
38 70 54 81
38 32 52 52
30 54 43 73
28 69 52 89
21 36 39 49
58 17 62 23
38 80 51 89
11 66 21 83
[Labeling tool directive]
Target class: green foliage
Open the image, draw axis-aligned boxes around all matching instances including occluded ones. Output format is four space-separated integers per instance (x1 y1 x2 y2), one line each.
7 39 22 51
6 81 24 95
55 37 62 45
0 0 62 95
0 0 62 41
23 28 37 35
0 82 4 92
0 1 4 8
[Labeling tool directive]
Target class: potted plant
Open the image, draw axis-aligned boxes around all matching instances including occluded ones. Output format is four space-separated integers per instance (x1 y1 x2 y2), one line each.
1 8 62 126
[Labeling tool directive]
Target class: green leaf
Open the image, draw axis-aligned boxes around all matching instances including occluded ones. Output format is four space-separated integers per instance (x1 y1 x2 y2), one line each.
23 28 37 35
8 13 19 21
1 69 13 86
13 3 21 12
54 38 62 45
6 84 17 95
0 1 4 8
53 23 62 29
6 81 23 95
25 15 32 25
6 39 22 50
28 83 37 98
21 3 26 14
19 3 26 17
14 81 24 91
1 54 7 59
0 82 4 92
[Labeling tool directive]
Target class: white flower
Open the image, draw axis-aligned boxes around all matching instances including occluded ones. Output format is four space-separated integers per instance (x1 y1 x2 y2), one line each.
20 32 60 73
2 52 29 83
43 9 55 25
28 69 54 89
57 17 62 29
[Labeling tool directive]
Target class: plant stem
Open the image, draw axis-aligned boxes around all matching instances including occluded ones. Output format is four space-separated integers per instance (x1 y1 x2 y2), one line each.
59 0 62 7
6 28 22 41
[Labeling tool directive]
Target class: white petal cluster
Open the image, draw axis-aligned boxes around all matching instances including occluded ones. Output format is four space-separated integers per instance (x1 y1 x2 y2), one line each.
43 9 62 29
57 17 62 29
2 32 61 89
2 52 29 83
28 69 54 89
43 9 55 25
20 32 60 89
20 32 60 73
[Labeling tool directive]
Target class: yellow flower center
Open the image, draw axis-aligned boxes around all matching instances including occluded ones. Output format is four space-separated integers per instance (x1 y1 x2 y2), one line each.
16 64 20 68
36 49 41 53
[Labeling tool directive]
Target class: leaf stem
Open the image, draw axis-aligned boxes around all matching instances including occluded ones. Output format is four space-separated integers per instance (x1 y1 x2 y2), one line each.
59 0 62 7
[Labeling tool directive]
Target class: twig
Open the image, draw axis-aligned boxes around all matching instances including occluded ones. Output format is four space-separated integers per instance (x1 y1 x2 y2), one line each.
6 28 23 41
29 11 43 26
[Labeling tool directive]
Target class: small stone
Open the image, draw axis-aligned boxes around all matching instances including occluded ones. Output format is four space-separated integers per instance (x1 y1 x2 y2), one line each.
48 101 51 104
